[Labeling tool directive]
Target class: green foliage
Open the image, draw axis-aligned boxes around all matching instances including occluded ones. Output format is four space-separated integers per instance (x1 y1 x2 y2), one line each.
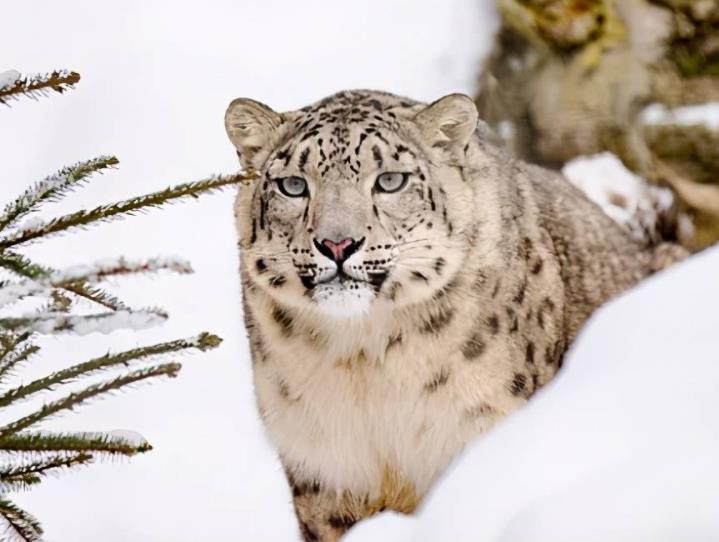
0 69 247 541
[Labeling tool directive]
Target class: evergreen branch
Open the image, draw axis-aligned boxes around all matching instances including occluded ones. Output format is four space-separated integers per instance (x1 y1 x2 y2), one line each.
0 363 181 439
0 333 220 408
0 332 32 366
0 472 41 493
0 156 118 232
0 172 251 249
0 499 42 542
0 452 92 490
0 344 40 384
0 309 167 335
0 69 80 106
0 431 151 456
0 251 127 310
0 257 192 309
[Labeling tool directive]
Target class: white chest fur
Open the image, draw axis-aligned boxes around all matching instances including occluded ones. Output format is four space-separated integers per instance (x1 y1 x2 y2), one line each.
250 292 523 499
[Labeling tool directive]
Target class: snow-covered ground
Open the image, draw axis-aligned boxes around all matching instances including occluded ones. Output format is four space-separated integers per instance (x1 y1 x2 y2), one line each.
346 245 719 542
1 1 497 540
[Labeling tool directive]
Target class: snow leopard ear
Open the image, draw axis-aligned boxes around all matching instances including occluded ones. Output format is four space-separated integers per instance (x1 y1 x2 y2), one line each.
413 94 478 152
225 98 285 171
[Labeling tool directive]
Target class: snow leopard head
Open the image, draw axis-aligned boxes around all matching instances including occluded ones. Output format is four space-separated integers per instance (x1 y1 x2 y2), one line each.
226 90 478 318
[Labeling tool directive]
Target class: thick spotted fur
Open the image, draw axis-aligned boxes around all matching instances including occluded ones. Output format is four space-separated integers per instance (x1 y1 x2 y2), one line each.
224 90 687 541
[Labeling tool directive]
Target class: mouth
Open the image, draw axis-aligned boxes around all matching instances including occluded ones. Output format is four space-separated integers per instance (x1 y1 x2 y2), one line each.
312 269 387 291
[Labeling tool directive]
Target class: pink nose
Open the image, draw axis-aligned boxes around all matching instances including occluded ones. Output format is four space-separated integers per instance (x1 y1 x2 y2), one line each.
322 238 354 262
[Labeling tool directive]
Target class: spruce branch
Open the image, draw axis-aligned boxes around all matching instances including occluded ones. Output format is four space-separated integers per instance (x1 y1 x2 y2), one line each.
0 251 127 311
0 257 192 309
0 156 118 232
0 344 40 384
0 69 80 106
0 431 151 456
0 452 93 491
0 172 251 249
0 333 220 409
0 363 182 439
0 499 42 542
0 308 167 335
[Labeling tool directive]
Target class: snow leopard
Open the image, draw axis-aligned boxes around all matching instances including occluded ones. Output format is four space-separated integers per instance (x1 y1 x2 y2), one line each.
224 90 687 541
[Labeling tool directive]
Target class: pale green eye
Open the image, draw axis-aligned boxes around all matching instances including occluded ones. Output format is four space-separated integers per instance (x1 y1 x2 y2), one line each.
276 176 308 197
375 172 409 193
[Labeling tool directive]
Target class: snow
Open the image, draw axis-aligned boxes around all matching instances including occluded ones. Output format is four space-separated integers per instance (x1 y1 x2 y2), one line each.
1 2 714 541
28 310 167 335
641 101 719 131
346 245 719 542
48 256 194 283
0 70 19 89
562 152 674 243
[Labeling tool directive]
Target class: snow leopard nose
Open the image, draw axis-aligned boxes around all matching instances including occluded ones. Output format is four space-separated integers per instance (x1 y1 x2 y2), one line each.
313 237 364 264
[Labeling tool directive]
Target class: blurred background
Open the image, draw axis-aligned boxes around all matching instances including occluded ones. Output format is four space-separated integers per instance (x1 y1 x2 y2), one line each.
2 1 718 541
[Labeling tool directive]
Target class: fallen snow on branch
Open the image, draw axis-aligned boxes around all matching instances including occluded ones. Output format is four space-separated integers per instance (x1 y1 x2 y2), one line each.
49 256 193 283
21 310 166 335
0 70 20 89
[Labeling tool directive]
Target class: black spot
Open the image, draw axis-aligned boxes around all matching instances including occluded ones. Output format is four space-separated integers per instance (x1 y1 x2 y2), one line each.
510 373 527 395
386 333 402 350
372 145 384 168
411 271 429 282
298 147 310 172
291 478 321 498
421 307 454 334
526 342 535 364
272 305 294 336
269 275 286 287
278 379 290 399
531 258 544 275
424 367 450 392
465 402 494 419
299 521 319 542
488 314 500 335
513 280 527 305
506 307 519 333
461 331 486 360
255 259 267 274
386 282 402 301
434 257 446 274
328 514 357 531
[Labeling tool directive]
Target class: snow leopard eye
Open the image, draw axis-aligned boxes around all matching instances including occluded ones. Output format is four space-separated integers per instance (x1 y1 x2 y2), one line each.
375 172 409 193
276 176 308 197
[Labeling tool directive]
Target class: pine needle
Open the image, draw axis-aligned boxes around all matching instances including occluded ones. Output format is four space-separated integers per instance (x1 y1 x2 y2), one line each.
0 363 182 439
0 499 43 542
0 70 80 106
0 172 251 249
0 156 118 232
0 432 152 456
0 333 220 408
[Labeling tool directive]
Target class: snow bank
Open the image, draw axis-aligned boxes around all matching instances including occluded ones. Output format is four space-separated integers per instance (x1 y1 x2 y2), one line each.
347 245 719 542
562 152 674 244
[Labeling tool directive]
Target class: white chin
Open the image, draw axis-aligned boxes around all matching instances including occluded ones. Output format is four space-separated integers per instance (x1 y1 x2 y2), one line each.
312 280 374 318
